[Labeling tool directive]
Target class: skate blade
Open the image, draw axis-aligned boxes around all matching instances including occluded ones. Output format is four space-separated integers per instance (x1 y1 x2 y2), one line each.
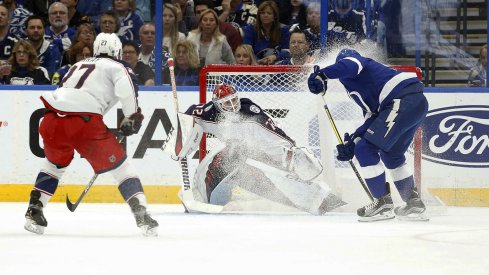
140 225 158 237
397 213 430 222
358 211 395 222
24 220 45 235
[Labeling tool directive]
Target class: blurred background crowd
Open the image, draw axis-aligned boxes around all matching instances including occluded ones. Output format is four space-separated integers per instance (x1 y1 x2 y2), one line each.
0 0 486 87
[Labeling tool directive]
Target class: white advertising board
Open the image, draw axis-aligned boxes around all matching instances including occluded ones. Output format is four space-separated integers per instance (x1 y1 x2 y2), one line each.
1 88 489 205
0 89 198 186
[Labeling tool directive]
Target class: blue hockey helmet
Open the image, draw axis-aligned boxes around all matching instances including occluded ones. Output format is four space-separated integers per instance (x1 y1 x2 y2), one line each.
336 48 360 63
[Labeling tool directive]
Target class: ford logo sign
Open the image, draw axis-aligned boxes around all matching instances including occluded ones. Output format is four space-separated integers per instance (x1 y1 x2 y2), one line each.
423 105 489 167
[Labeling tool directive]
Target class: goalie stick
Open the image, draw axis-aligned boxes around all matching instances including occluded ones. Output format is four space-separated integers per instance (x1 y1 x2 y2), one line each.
66 135 126 212
321 96 374 201
167 58 223 214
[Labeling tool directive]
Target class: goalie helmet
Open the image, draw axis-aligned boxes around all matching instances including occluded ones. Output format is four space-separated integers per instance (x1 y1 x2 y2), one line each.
93 33 122 60
212 84 241 113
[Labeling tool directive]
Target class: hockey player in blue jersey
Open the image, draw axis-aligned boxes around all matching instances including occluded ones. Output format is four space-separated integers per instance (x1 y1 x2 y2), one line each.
308 49 428 221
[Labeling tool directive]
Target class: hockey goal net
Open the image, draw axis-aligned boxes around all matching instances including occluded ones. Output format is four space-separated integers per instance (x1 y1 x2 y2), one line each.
199 64 423 210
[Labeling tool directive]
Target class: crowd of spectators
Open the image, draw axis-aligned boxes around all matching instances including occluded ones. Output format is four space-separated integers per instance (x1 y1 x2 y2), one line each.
1 0 484 87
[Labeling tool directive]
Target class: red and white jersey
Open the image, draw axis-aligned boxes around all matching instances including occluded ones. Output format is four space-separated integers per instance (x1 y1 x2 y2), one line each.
41 57 139 117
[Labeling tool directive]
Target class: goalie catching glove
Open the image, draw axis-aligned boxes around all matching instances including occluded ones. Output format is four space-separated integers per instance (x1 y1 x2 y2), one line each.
120 107 144 136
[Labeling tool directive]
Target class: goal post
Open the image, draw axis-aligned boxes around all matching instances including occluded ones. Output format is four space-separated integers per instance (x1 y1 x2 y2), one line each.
198 64 424 210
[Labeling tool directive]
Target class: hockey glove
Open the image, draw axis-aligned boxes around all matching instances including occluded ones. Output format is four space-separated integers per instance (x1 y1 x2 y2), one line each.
119 108 144 136
336 133 356 161
308 65 328 95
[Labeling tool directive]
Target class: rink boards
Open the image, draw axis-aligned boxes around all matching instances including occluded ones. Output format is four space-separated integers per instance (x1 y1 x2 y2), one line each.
1 86 489 206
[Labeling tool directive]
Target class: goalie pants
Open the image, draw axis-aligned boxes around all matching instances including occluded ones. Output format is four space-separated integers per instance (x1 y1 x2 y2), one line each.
40 110 126 173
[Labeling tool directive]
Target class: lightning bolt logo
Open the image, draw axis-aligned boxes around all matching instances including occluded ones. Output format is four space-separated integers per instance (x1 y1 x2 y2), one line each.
384 99 401 137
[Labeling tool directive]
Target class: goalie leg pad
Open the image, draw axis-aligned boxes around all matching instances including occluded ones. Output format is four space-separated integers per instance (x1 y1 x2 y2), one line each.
288 147 323 181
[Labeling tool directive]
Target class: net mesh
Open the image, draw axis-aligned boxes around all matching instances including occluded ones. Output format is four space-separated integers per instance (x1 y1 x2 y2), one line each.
202 66 320 157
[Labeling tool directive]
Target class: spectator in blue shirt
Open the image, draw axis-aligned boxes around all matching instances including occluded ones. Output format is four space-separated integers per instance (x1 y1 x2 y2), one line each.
112 0 144 44
25 15 61 78
1 0 32 39
44 2 76 51
243 1 290 65
170 39 200 86
76 0 111 22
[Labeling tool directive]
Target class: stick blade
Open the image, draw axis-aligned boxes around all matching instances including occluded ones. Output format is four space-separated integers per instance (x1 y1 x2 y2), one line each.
66 194 77 212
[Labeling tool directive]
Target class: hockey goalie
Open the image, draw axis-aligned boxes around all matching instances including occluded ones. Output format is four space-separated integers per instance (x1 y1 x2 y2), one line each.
163 84 345 214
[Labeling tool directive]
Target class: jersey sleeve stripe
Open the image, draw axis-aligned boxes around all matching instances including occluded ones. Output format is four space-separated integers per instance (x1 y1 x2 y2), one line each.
344 57 363 75
378 72 418 106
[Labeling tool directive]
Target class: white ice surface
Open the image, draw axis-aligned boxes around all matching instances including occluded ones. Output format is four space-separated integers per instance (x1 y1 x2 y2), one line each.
1 203 489 275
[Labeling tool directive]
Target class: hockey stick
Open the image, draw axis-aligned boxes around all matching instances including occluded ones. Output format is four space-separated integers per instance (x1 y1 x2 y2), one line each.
66 135 126 212
321 96 374 201
167 58 223 214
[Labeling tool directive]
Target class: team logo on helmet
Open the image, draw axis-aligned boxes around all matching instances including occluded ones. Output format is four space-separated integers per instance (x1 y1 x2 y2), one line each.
249 105 260 114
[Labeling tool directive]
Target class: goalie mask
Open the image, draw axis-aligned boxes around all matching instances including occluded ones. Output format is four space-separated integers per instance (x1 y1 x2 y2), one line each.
212 84 241 113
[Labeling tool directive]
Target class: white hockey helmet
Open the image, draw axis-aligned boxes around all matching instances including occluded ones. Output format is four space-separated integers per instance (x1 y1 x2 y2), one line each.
212 84 241 113
93 33 122 59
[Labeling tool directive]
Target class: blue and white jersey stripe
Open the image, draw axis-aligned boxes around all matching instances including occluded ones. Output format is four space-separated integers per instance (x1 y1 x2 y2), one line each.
320 49 420 113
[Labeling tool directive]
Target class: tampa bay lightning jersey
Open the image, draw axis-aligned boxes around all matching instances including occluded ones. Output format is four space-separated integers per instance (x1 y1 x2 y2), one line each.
185 98 295 156
320 49 421 114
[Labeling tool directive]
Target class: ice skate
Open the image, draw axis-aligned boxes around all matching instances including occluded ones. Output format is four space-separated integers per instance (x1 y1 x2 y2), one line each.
129 197 159 236
357 192 394 222
395 189 429 221
24 190 47 235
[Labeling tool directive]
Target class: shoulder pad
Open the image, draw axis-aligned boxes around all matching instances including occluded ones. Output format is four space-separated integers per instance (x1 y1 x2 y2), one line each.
240 98 263 115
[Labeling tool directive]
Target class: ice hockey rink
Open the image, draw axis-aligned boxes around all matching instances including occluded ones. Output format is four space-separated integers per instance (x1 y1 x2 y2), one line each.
1 203 488 275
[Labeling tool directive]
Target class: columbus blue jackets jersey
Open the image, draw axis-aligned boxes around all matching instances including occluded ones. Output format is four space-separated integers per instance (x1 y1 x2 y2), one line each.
185 98 295 155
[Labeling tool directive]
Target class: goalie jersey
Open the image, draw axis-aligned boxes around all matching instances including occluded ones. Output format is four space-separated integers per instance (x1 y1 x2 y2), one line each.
185 98 295 160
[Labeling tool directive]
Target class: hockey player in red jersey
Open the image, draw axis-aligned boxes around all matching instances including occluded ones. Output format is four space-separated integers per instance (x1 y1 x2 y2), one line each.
24 33 158 236
165 84 345 214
